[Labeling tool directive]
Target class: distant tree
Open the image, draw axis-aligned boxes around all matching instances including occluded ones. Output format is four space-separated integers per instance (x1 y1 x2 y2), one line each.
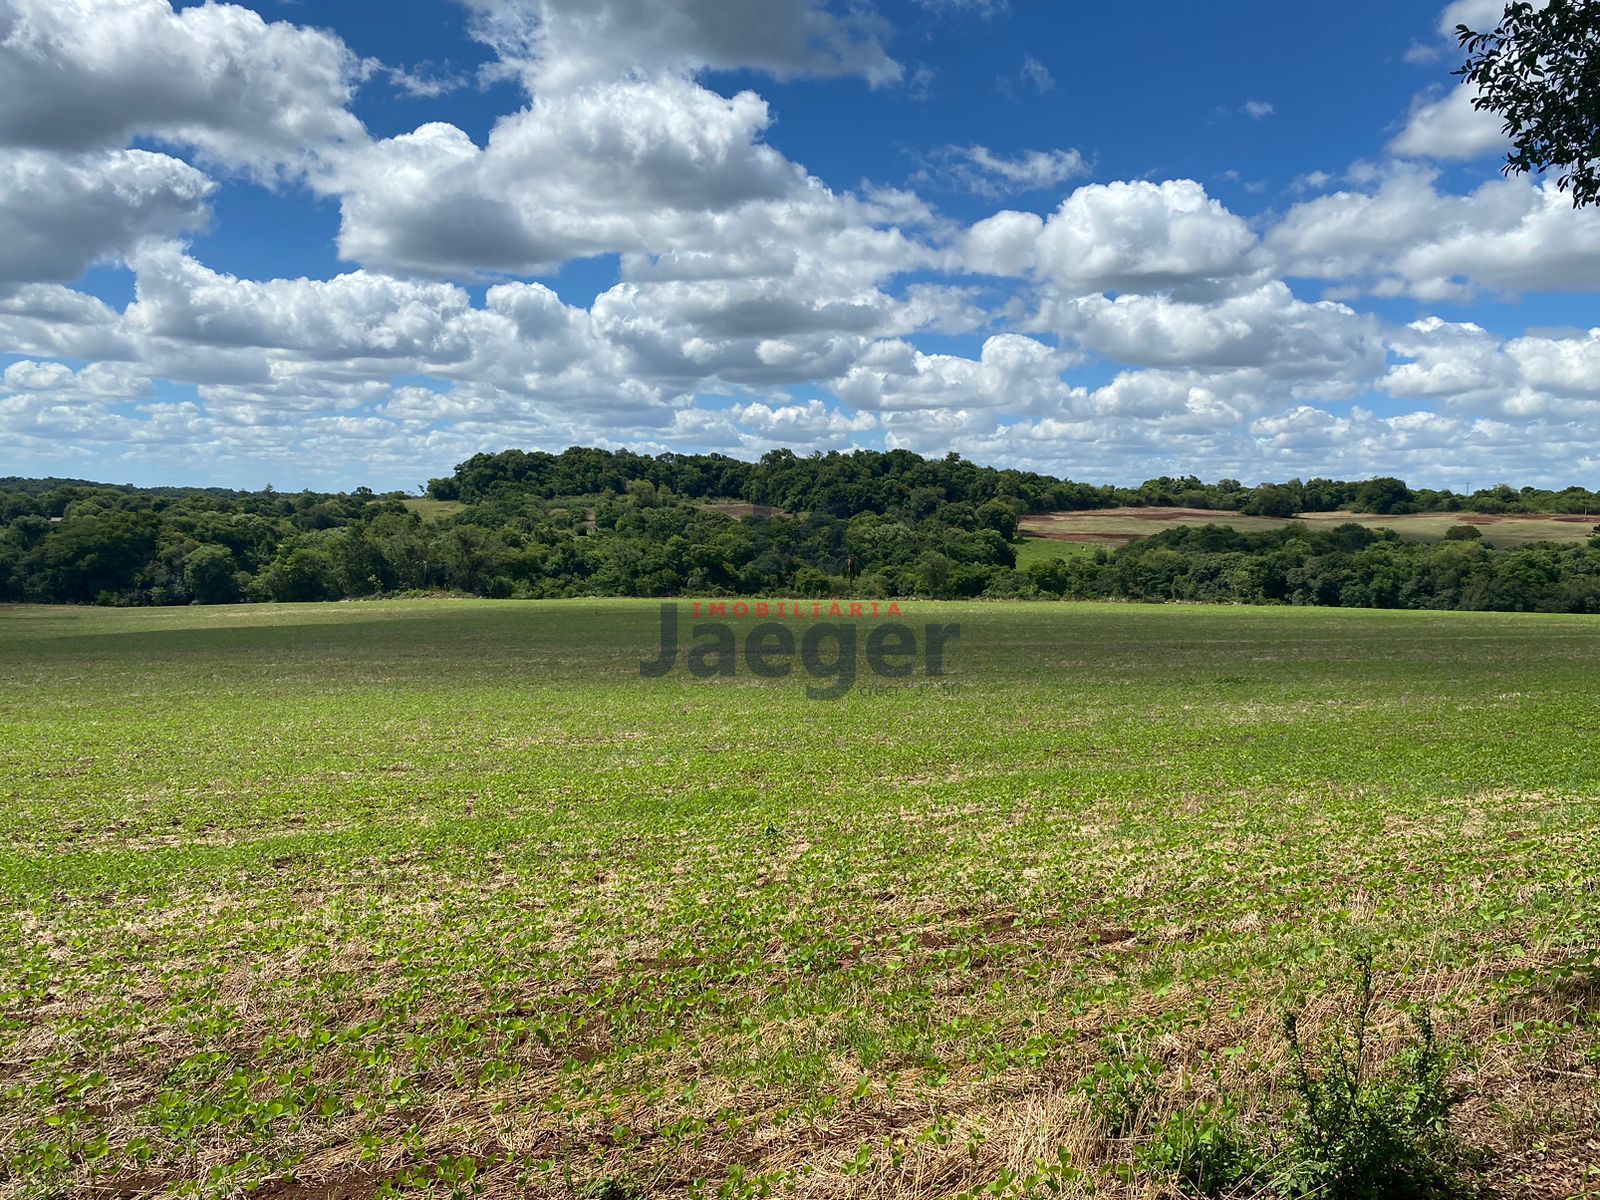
1242 484 1299 519
914 552 954 599
5 514 50 552
256 546 336 603
25 511 159 603
184 545 239 604
1300 478 1359 512
0 492 39 523
1355 477 1415 515
1457 0 1600 206
975 498 1019 540
438 525 504 593
792 566 833 597
1445 524 1485 541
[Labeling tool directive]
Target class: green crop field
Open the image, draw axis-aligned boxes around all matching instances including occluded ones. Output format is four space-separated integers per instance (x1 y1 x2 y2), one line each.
2 600 1598 1198
1012 539 1101 570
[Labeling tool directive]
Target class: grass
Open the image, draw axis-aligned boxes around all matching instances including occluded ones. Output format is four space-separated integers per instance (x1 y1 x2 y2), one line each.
1019 507 1600 550
1012 538 1101 569
400 499 467 522
2 598 1598 1198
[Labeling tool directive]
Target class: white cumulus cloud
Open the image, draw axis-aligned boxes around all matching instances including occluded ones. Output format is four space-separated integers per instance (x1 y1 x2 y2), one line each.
0 149 212 288
459 0 900 93
0 0 365 175
965 180 1261 296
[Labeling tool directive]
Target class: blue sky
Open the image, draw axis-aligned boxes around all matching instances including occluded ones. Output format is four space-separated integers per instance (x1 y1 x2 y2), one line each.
1 0 1595 492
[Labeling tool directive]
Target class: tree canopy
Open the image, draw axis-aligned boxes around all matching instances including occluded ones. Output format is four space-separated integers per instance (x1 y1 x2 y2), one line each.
2 447 1600 611
1458 0 1600 205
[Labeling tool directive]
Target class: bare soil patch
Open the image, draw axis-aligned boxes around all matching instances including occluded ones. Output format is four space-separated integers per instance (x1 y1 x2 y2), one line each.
703 502 788 519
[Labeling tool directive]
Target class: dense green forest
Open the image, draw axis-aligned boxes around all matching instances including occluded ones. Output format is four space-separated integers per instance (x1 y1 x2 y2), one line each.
1 447 1598 611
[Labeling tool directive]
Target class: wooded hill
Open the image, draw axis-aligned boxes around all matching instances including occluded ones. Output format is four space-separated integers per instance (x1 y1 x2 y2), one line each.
2 447 1597 610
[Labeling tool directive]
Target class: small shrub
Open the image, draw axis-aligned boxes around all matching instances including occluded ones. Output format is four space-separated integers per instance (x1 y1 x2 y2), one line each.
1276 956 1475 1199
1140 1105 1264 1196
586 1177 643 1200
1078 1037 1158 1136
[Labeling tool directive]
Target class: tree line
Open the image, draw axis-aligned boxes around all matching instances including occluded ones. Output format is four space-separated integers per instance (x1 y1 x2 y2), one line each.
424 448 1600 518
0 448 1597 611
1027 524 1600 613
